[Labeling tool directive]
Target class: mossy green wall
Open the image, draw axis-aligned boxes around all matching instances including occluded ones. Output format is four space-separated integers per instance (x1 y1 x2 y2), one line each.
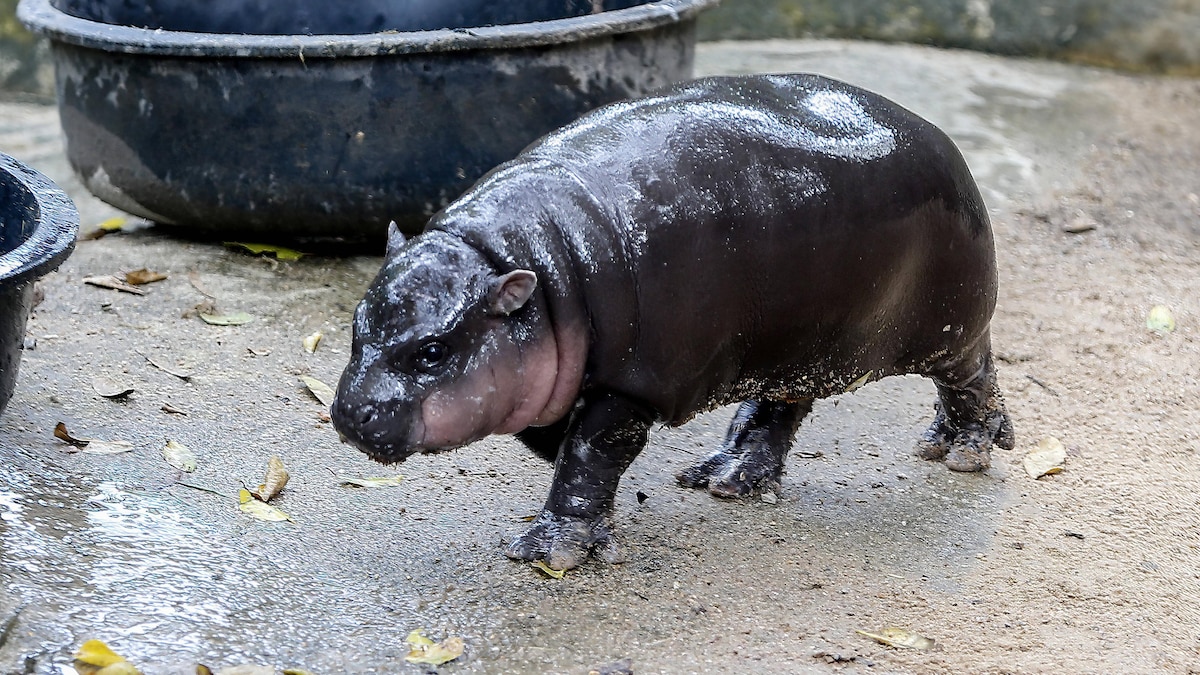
697 0 1200 75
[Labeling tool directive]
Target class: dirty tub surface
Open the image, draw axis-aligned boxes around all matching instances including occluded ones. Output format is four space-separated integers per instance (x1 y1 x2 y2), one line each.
18 0 720 244
0 153 78 415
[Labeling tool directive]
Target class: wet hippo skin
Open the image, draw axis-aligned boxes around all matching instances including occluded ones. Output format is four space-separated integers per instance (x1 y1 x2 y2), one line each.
331 73 1015 570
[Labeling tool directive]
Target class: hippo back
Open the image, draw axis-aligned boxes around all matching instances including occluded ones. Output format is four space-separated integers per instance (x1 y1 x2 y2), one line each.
433 74 996 423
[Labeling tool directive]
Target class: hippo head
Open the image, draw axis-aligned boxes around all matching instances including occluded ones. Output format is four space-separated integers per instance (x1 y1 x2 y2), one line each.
332 226 565 464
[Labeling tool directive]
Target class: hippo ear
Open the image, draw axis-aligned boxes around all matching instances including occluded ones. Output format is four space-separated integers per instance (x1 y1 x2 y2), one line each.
385 220 406 256
489 269 538 316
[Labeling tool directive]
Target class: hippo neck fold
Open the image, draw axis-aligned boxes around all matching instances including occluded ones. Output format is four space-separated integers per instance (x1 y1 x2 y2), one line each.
429 159 629 426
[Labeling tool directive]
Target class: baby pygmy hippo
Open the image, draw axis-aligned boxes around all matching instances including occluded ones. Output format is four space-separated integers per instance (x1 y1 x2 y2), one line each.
332 74 1014 570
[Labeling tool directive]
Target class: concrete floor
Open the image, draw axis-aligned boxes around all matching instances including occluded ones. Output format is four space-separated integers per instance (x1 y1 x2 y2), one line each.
0 40 1178 673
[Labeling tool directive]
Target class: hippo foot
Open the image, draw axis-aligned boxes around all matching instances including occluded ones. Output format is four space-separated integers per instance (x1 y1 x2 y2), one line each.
677 399 806 498
504 510 624 570
916 404 1015 472
676 447 783 498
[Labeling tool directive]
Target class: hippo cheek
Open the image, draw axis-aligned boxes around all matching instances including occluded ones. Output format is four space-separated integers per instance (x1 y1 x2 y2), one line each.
419 386 495 451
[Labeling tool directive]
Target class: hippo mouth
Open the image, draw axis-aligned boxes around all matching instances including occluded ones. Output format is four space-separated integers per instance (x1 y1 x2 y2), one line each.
335 422 467 465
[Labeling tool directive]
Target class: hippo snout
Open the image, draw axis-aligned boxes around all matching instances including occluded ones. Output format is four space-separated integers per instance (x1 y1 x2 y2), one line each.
330 393 424 464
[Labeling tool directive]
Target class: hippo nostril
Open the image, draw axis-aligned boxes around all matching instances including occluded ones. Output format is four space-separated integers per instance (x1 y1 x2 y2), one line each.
357 406 377 426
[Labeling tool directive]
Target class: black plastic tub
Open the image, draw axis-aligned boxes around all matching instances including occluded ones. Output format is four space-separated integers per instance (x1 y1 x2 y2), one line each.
18 0 720 243
0 153 78 416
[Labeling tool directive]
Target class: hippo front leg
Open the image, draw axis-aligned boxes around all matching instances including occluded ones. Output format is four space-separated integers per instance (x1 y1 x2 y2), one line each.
505 392 653 570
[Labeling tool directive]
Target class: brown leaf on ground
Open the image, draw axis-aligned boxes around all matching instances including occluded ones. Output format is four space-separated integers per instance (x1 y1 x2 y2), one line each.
253 455 290 502
83 275 145 295
182 299 218 320
54 422 88 448
125 268 168 285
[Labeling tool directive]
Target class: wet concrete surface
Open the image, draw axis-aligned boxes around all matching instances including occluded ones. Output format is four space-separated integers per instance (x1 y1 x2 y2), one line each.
0 40 1155 673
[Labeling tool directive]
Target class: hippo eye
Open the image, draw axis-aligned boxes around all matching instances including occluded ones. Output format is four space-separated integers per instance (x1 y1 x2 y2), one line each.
413 341 449 371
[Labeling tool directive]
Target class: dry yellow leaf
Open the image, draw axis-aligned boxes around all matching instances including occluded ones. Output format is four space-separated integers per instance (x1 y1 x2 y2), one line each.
238 489 292 522
75 639 126 667
225 242 305 261
96 217 127 232
301 376 335 407
302 331 322 353
531 560 566 579
856 626 936 651
1024 436 1067 479
254 455 290 502
404 629 465 666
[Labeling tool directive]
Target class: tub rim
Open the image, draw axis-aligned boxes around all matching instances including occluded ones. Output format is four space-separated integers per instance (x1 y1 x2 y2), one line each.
17 0 720 59
0 154 79 288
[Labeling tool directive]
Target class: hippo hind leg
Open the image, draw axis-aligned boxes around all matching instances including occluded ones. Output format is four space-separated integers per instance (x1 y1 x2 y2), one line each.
917 351 1015 472
677 399 812 498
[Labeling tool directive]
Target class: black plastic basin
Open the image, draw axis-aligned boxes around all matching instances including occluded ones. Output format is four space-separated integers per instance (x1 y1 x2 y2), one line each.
18 0 719 243
0 153 78 417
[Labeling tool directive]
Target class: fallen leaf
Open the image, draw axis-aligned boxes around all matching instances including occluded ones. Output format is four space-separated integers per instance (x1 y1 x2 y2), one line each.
844 370 874 393
125 268 168 285
225 242 306 261
75 639 126 667
81 217 127 240
404 629 465 666
92 376 135 398
1146 305 1176 333
1024 436 1067 479
301 376 335 406
143 354 193 380
54 421 89 448
182 299 218 319
200 311 254 326
83 440 136 455
302 331 322 353
163 440 197 473
254 455 290 502
54 423 135 454
282 670 317 675
83 275 146 295
531 560 566 579
856 626 936 651
238 488 292 522
340 475 404 488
